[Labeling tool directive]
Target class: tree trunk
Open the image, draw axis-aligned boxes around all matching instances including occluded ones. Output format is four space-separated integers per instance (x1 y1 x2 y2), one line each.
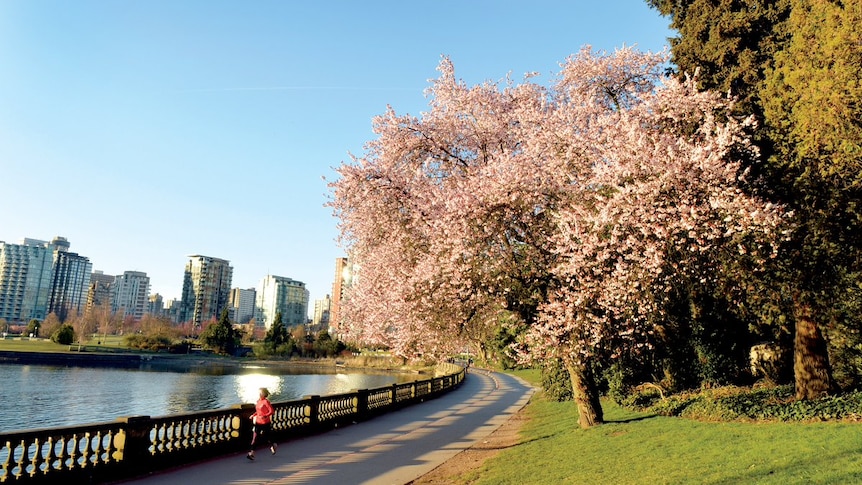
564 358 604 428
793 299 835 399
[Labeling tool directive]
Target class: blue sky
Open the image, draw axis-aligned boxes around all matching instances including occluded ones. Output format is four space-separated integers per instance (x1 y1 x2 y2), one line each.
0 1 672 311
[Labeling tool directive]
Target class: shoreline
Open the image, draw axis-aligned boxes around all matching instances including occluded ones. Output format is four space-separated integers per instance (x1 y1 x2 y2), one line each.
0 350 430 375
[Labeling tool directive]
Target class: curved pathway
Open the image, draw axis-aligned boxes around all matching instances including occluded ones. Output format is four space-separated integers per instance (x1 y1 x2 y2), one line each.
117 369 534 485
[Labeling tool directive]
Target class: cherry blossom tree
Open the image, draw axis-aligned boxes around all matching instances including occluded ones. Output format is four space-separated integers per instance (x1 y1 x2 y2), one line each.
330 57 559 359
519 50 789 426
330 47 788 427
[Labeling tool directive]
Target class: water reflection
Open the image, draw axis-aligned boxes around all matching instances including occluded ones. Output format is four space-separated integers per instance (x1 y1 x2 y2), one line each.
165 373 221 415
235 374 282 404
0 363 417 433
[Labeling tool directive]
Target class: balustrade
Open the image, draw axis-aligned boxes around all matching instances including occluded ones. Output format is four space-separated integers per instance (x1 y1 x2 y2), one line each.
0 362 465 484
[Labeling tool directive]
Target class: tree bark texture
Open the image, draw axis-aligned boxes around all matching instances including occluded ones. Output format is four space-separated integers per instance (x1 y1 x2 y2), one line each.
565 358 604 428
793 300 835 400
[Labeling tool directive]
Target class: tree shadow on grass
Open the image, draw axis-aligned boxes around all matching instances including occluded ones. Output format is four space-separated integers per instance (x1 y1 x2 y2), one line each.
605 414 659 424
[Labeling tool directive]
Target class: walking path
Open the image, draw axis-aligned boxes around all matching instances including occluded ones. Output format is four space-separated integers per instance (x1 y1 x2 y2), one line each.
117 369 534 485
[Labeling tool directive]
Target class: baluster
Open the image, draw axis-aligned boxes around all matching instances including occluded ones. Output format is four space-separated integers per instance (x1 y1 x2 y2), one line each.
68 433 81 471
79 432 93 469
164 421 173 453
161 422 170 452
177 420 185 450
27 437 44 477
221 416 229 441
198 418 206 447
218 416 228 442
192 419 202 448
182 420 191 449
167 421 177 451
54 436 68 471
170 421 180 451
197 419 207 446
156 423 167 455
14 439 29 479
1 440 13 479
93 431 106 466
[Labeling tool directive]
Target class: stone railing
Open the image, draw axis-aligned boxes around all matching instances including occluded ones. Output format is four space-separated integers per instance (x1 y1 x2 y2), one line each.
0 362 466 484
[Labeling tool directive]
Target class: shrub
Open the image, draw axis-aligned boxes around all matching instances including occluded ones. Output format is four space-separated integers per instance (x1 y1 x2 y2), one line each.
604 362 637 405
632 384 862 422
51 325 75 345
124 334 173 351
541 359 573 402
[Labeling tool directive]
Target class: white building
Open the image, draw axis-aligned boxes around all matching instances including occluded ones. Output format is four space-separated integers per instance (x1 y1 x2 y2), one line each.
256 275 309 329
112 271 151 320
312 294 331 331
229 287 256 324
0 239 55 322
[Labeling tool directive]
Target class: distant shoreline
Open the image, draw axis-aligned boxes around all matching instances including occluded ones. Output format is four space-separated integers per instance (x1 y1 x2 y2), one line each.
0 350 334 371
0 350 427 375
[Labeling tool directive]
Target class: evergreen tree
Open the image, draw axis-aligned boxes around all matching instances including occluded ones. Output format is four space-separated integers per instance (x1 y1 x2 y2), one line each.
265 312 289 347
646 0 790 122
200 308 240 355
761 0 862 395
648 0 862 397
25 319 41 337
51 324 75 345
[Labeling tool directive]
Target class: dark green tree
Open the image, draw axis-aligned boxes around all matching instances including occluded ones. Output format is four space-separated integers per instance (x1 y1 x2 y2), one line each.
265 312 289 346
646 0 790 123
648 0 862 398
312 330 346 357
51 325 75 345
25 319 41 337
199 309 240 355
761 0 862 395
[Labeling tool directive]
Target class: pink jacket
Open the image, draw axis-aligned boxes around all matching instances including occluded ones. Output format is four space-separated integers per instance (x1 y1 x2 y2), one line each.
252 398 274 425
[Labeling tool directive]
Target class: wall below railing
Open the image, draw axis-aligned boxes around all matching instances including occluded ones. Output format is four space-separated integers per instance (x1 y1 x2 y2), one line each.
0 362 466 484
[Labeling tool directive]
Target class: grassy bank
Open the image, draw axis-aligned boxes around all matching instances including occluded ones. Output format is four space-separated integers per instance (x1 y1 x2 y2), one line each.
0 338 434 375
464 370 862 484
0 335 133 353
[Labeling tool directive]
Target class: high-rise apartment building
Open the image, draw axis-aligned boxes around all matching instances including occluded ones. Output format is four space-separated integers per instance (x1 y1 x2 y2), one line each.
179 255 233 327
0 239 55 322
312 294 331 332
87 270 115 311
163 298 181 323
256 275 309 329
229 287 256 324
330 257 353 335
48 238 93 320
112 271 150 320
148 293 164 317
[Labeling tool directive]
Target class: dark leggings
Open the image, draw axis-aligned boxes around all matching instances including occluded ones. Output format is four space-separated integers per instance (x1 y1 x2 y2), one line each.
250 422 272 450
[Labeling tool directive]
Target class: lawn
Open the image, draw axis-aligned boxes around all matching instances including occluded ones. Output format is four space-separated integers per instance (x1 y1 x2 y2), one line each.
462 370 862 485
0 334 133 353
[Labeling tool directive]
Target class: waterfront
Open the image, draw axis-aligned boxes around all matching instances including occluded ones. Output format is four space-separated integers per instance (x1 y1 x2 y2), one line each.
0 362 417 433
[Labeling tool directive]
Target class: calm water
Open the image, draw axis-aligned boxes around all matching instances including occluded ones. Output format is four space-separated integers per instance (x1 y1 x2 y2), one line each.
0 362 416 433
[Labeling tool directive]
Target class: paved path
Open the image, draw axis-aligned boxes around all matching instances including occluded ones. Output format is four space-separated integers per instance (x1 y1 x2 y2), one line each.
117 369 534 485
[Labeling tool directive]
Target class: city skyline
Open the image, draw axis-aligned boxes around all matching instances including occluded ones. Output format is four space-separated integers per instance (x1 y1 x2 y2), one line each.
1 233 315 304
1 235 318 323
0 1 672 306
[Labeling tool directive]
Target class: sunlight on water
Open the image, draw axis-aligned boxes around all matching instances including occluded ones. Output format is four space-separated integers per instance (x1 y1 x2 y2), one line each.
235 373 282 403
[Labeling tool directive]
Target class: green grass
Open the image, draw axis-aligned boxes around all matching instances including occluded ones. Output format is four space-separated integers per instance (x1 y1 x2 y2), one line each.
506 367 542 387
0 338 78 352
0 335 142 353
465 387 862 484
